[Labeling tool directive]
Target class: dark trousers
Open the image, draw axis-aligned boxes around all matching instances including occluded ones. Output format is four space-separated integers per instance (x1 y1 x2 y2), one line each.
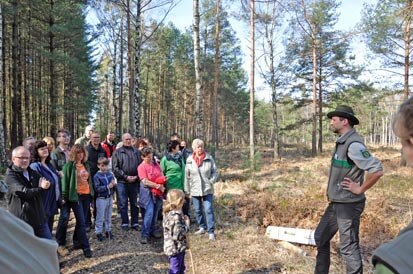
79 194 92 228
169 251 186 274
183 196 190 217
117 182 139 227
314 201 365 274
55 201 90 250
47 214 55 235
33 222 53 240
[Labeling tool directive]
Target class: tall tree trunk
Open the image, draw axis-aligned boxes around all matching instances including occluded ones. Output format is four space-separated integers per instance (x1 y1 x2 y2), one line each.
266 25 280 161
0 4 7 166
113 33 119 139
119 19 124 135
134 0 142 137
211 0 220 157
404 0 412 99
249 0 255 170
127 0 134 134
11 0 20 147
401 0 412 166
193 0 204 139
318 64 323 153
49 0 56 137
311 35 317 157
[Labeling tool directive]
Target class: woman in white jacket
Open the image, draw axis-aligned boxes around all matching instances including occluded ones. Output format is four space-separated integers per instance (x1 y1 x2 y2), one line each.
184 139 218 240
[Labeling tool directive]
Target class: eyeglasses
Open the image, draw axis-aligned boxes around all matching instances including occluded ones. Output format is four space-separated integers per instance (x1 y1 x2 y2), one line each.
15 156 30 160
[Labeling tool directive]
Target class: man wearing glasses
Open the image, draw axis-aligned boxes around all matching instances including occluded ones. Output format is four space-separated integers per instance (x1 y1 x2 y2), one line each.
5 146 52 239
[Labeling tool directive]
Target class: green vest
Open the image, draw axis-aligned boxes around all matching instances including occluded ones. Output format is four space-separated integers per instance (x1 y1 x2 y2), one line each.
327 129 366 203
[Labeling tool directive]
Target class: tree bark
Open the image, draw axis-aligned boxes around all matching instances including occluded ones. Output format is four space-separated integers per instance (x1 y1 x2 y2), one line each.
127 0 135 134
134 0 142 137
49 0 56 137
119 17 124 136
193 0 204 139
249 0 255 169
0 4 7 166
211 0 220 157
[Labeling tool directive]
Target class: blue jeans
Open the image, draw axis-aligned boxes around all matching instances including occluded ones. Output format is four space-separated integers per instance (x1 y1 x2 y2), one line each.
192 194 214 234
117 182 139 227
55 201 90 249
142 194 162 238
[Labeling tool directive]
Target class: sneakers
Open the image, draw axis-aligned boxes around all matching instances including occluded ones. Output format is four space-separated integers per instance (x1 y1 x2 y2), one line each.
209 233 216 241
194 227 206 235
96 233 105 241
140 236 148 244
83 248 93 258
105 231 114 240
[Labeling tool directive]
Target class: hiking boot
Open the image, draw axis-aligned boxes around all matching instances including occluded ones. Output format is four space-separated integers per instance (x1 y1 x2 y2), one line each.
140 236 148 244
150 230 163 239
194 227 206 235
105 231 114 240
96 233 105 241
209 233 216 241
83 248 93 258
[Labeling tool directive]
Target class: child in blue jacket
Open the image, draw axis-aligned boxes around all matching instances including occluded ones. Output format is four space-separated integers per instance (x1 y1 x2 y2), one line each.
93 157 117 241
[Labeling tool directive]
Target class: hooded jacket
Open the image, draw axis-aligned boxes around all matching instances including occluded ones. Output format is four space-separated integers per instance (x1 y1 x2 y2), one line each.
5 164 47 228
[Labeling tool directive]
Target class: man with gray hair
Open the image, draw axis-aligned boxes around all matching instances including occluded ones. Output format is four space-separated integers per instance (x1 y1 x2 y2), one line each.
75 125 95 147
23 136 36 151
5 146 52 239
112 133 142 230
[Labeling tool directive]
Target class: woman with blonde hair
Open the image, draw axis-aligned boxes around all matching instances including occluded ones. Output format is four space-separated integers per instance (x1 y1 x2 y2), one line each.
43 136 55 153
184 138 218 241
55 144 93 258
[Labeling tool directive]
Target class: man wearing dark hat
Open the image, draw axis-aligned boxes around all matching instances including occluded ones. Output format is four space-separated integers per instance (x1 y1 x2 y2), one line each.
314 105 383 274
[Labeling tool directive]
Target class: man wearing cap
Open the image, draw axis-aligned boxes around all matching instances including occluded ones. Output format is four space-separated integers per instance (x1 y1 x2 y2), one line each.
314 105 383 274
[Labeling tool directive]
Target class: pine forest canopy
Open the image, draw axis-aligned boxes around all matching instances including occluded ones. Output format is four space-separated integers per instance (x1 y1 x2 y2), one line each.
0 0 408 168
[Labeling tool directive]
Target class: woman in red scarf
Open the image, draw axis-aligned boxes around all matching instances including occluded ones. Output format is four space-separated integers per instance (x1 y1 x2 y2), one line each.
184 138 218 240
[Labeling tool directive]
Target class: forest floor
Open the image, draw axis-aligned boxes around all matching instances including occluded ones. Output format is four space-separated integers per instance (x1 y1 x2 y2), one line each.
1 145 412 274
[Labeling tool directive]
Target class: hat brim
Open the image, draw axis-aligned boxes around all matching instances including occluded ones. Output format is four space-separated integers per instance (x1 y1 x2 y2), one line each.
327 111 359 125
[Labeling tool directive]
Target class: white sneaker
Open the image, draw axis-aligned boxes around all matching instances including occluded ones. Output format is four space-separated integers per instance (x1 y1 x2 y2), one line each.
208 233 215 241
194 228 206 235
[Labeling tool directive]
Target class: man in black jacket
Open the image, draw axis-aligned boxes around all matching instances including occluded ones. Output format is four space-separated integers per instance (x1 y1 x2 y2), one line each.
6 146 52 239
112 133 142 230
86 131 107 230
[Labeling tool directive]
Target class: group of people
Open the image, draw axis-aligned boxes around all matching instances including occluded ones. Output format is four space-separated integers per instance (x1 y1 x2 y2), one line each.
4 127 218 273
5 98 413 274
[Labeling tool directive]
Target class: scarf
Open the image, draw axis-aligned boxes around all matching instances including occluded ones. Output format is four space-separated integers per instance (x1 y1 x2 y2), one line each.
193 152 206 167
166 152 183 168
